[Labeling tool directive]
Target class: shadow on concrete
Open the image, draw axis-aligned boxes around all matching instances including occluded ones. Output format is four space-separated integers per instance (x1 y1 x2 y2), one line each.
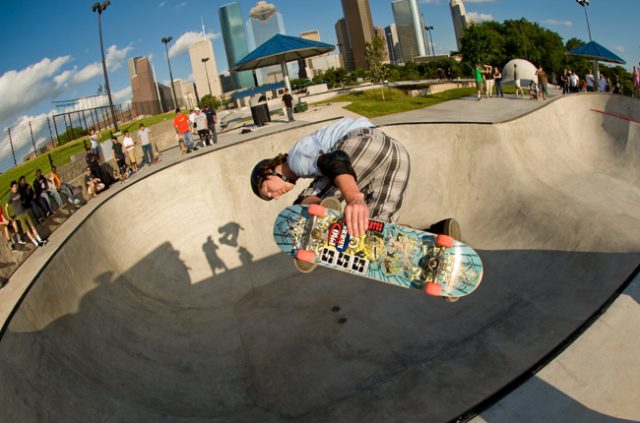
474 376 638 423
0 242 637 422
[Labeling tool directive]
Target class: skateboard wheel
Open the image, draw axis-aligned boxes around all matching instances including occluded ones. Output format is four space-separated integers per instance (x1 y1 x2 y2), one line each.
444 296 460 303
435 234 454 248
307 204 326 217
424 283 443 296
295 249 316 263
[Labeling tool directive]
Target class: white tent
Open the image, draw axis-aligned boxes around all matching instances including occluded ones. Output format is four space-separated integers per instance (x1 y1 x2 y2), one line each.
501 58 537 86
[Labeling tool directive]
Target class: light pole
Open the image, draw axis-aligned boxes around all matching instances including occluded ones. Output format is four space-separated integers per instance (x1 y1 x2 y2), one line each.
576 0 592 41
161 36 179 109
92 1 118 132
424 25 435 56
201 57 212 97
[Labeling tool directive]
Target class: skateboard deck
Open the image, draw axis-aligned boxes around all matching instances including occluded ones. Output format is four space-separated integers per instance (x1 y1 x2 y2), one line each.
273 204 483 298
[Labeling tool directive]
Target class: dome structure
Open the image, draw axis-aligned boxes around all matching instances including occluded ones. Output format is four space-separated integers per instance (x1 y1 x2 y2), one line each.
501 58 537 85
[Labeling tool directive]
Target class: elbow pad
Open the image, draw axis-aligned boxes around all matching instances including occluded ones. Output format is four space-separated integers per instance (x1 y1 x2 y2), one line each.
317 150 357 182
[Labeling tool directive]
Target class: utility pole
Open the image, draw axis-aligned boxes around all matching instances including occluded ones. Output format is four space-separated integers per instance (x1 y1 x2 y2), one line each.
92 1 119 131
162 36 179 109
201 57 212 97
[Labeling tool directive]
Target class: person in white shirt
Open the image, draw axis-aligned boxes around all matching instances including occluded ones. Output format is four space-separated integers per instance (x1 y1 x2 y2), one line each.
137 123 154 166
193 108 209 147
122 130 138 173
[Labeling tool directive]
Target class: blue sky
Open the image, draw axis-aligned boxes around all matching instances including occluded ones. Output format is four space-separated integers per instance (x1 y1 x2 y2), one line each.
0 0 638 132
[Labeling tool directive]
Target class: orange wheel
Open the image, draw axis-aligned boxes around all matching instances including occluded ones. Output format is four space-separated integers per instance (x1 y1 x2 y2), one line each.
424 282 443 296
435 234 454 248
295 249 316 263
307 204 326 217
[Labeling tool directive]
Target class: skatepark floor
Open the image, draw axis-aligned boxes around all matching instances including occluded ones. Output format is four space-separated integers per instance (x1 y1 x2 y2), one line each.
0 93 638 422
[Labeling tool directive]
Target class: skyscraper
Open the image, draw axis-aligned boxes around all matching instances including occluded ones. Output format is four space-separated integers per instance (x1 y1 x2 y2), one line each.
384 24 401 64
392 0 428 63
188 37 223 100
246 1 285 85
341 0 375 71
374 26 390 63
219 2 255 90
129 56 163 115
450 0 468 51
299 30 322 78
335 18 354 71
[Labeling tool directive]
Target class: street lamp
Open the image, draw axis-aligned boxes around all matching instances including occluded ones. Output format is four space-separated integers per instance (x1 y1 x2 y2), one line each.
161 36 179 109
92 0 118 132
201 57 212 97
424 25 435 56
576 0 592 41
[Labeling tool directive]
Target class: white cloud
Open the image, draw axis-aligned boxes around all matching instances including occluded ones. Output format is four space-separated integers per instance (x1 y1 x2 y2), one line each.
168 31 218 58
158 1 167 7
467 12 494 23
541 19 573 27
614 46 625 53
105 44 133 70
112 86 132 103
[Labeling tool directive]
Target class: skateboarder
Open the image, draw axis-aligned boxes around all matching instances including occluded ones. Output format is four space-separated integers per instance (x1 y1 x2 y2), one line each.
251 117 410 238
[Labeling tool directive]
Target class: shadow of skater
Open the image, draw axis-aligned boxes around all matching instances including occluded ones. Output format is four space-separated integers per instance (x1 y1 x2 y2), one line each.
203 236 228 276
238 246 254 266
218 222 244 247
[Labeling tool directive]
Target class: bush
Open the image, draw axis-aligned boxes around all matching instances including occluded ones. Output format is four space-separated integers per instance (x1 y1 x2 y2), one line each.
58 127 87 146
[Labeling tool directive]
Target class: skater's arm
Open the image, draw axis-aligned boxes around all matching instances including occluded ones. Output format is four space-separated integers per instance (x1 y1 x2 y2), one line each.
334 174 368 238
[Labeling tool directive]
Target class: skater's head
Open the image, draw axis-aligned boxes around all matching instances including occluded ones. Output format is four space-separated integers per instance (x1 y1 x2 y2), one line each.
250 154 294 201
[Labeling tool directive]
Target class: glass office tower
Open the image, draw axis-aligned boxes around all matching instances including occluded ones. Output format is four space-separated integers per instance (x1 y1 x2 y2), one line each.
219 2 255 90
392 0 428 63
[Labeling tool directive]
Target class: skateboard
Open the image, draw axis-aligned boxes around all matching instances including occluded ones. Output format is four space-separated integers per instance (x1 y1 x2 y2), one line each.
273 204 483 299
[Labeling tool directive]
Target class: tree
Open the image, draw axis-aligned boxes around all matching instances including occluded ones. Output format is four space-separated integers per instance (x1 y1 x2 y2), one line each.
199 94 220 110
58 127 88 146
365 36 389 100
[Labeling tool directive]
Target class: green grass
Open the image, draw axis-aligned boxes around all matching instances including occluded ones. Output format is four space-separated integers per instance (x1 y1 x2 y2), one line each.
326 87 476 118
0 111 178 205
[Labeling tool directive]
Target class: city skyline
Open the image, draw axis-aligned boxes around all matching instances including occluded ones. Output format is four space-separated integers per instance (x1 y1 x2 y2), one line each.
1 0 638 132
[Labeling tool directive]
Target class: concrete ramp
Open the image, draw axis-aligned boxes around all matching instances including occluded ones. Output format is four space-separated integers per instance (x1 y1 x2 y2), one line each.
0 94 638 422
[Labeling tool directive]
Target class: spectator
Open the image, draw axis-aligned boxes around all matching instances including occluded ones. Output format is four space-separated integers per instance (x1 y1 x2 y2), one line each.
50 166 81 205
19 175 49 222
83 168 105 198
513 63 524 97
282 88 294 121
535 66 548 100
598 73 607 92
6 181 48 247
632 66 640 98
203 105 218 144
173 108 196 153
484 65 494 97
189 109 198 137
34 169 63 211
85 147 114 187
111 136 129 180
0 206 23 252
561 68 569 94
529 80 538 100
193 107 209 147
122 130 138 173
137 123 155 166
585 71 595 92
89 128 100 157
569 71 580 93
474 64 484 101
493 66 503 97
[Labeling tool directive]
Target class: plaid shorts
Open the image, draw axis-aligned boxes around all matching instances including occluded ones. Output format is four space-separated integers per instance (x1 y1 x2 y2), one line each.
297 127 411 222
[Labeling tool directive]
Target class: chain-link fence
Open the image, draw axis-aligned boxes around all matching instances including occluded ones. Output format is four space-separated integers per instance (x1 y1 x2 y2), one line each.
0 99 188 174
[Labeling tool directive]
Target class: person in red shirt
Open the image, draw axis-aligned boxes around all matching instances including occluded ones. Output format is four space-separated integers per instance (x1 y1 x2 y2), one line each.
173 108 195 153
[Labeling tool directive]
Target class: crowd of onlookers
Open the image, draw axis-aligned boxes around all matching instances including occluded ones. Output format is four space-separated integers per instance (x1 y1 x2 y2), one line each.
173 105 218 154
474 62 640 101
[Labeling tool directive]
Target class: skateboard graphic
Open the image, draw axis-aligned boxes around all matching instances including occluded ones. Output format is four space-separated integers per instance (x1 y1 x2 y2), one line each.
273 204 483 299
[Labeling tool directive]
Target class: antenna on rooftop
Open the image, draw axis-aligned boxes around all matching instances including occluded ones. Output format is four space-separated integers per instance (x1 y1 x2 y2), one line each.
201 16 206 39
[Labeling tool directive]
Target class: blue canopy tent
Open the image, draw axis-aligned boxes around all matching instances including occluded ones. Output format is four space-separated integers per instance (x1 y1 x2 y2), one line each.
231 34 335 93
568 40 626 64
568 41 626 82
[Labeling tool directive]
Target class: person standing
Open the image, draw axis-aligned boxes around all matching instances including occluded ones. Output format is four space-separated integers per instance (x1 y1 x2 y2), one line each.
122 130 138 173
585 71 595 92
111 136 129 179
561 69 569 94
513 63 524 97
632 66 640 98
137 123 154 166
193 108 209 147
473 64 484 101
6 181 48 247
204 105 218 144
282 88 294 122
535 66 548 100
494 66 503 97
569 71 580 93
484 65 494 97
89 128 100 157
173 108 195 153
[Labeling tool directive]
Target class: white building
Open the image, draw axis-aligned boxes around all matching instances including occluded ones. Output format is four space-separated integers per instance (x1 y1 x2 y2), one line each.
188 38 223 100
450 0 468 52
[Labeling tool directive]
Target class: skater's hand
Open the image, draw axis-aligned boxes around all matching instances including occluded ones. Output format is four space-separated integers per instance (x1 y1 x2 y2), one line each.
344 193 368 238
